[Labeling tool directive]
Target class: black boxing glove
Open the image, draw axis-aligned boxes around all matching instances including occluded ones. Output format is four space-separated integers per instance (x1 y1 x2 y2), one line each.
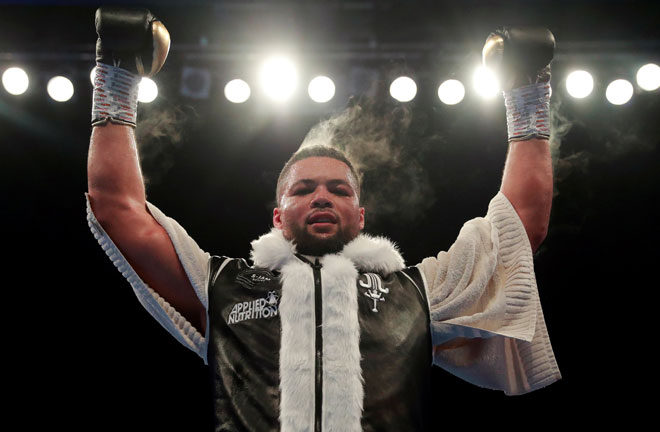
95 6 170 77
482 26 555 91
91 7 170 127
483 27 555 142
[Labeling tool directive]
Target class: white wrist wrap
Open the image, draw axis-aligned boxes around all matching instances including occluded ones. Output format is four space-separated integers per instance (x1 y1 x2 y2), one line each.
91 63 140 127
504 82 551 142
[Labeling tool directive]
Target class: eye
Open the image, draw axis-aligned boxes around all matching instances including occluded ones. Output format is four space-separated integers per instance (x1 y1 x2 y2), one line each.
292 188 312 195
333 188 351 196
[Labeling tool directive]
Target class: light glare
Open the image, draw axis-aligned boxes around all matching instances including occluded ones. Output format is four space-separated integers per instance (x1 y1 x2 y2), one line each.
47 76 74 102
438 79 465 105
389 76 417 102
224 79 251 103
606 79 633 105
138 77 158 103
260 56 297 102
90 67 96 86
637 63 660 91
2 67 29 95
308 76 335 103
566 70 594 99
473 66 499 99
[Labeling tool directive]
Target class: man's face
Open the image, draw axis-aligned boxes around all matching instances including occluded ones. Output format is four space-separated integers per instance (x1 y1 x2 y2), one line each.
273 156 365 256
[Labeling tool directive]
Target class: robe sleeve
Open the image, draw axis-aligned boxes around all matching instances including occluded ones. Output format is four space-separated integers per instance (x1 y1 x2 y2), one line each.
417 191 561 395
85 193 212 364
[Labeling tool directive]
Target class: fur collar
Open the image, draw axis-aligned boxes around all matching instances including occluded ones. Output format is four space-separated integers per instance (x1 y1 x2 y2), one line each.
250 228 406 274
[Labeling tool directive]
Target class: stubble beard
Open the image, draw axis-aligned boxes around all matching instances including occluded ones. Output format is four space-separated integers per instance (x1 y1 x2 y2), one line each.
288 222 358 256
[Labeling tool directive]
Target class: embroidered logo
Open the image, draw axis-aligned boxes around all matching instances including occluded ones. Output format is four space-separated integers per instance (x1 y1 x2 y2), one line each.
227 291 280 324
360 273 389 313
236 269 275 289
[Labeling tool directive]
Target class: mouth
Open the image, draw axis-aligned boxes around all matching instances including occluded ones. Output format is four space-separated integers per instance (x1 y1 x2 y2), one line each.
307 211 338 226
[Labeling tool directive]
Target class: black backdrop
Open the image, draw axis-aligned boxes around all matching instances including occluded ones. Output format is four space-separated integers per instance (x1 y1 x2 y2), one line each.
3 1 659 429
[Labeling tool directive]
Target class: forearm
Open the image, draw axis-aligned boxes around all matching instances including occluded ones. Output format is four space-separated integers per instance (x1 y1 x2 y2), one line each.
87 122 147 214
500 137 553 252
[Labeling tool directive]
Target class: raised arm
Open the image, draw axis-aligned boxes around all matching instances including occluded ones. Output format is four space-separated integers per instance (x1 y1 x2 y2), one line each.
500 138 552 252
87 7 206 335
484 27 556 253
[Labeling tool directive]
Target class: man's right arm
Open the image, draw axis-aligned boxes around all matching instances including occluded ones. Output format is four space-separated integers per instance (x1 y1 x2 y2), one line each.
87 122 207 335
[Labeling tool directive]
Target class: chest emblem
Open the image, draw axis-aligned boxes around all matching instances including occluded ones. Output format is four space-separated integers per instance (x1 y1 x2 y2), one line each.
360 273 389 313
227 291 280 324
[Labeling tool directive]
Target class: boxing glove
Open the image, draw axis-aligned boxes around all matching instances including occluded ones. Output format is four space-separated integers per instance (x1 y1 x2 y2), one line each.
92 7 170 127
95 7 170 77
482 27 555 91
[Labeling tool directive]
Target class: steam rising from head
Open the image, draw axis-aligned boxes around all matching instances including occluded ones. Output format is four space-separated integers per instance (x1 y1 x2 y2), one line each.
296 95 437 228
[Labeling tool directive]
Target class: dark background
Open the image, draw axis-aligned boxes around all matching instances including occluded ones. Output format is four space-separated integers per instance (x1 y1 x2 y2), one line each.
3 0 658 429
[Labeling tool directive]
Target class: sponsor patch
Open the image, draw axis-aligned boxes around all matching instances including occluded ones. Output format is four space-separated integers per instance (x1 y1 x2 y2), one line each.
227 291 280 325
236 269 276 289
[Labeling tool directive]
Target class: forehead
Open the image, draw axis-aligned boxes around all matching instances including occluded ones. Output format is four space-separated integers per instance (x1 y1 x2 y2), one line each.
284 157 358 189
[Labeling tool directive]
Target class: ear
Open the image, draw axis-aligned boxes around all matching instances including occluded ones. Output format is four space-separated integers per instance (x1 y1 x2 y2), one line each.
273 207 283 229
359 207 365 230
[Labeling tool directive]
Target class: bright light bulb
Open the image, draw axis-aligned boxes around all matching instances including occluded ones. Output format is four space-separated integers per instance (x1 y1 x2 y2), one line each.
90 66 97 86
47 76 74 102
566 70 594 99
389 76 417 102
606 79 633 105
224 79 251 103
438 79 465 105
473 66 499 99
260 56 297 102
308 76 335 103
138 77 158 103
2 67 29 95
636 63 660 91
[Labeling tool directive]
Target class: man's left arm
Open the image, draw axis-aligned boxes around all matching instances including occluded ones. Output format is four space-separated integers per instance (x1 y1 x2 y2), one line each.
487 26 557 253
500 137 553 253
417 28 561 395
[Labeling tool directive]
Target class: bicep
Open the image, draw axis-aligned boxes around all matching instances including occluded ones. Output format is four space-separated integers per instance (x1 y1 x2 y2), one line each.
95 204 207 335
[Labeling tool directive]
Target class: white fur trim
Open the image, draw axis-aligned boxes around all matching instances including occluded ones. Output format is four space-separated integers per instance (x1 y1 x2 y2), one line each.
341 233 405 274
320 254 363 432
279 260 316 431
250 228 296 270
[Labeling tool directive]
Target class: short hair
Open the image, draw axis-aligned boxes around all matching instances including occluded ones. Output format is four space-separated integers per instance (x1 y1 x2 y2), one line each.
275 145 361 205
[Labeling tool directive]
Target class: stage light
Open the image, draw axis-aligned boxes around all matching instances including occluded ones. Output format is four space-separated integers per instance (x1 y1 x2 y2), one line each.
138 77 158 103
566 70 593 99
606 79 633 105
390 76 416 102
2 67 29 95
259 56 297 102
90 66 96 85
636 63 660 91
438 79 465 105
308 76 335 103
473 66 499 99
47 76 74 102
224 79 251 103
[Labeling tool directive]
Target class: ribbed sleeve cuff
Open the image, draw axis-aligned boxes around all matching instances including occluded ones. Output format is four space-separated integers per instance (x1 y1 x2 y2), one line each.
486 191 561 394
484 191 538 341
85 193 208 363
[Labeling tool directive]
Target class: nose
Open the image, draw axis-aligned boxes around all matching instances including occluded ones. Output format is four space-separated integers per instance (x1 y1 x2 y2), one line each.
310 187 333 208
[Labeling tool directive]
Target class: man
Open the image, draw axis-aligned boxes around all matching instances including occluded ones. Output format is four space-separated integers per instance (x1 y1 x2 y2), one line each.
87 7 560 432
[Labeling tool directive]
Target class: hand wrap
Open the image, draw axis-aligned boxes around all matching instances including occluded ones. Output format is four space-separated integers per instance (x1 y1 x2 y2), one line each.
504 82 550 142
91 63 140 127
